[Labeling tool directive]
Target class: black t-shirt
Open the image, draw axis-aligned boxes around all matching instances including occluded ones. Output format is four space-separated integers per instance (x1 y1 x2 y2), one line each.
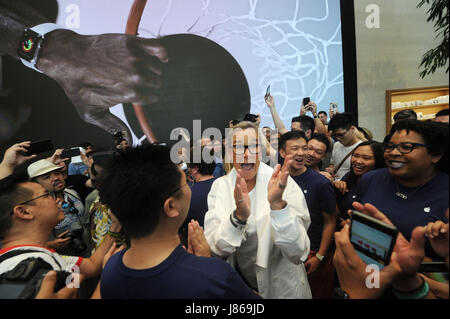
291 168 337 251
100 244 261 299
356 168 449 241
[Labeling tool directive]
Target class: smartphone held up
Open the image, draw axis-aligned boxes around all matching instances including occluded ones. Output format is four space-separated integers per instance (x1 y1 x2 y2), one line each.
302 97 310 107
243 114 258 123
19 139 54 157
330 102 338 113
350 210 399 269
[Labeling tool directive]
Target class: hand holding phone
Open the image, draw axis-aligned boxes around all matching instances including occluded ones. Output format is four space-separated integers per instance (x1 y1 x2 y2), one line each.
350 210 398 269
265 85 271 97
243 113 258 123
60 147 81 160
22 139 54 156
330 102 338 113
1 142 37 171
302 97 310 106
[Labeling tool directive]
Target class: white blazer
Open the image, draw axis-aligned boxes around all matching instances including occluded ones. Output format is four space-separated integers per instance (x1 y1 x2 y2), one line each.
204 162 312 299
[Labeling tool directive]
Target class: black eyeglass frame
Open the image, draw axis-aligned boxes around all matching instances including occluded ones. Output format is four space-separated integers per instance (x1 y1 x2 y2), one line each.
331 129 350 139
232 144 261 155
10 191 52 215
383 142 430 154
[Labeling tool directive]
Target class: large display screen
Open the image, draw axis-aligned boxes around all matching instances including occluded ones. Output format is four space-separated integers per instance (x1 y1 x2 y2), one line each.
57 0 345 144
1 0 347 148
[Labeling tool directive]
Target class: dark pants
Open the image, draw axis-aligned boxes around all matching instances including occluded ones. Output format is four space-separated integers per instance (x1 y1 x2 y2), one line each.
307 248 336 299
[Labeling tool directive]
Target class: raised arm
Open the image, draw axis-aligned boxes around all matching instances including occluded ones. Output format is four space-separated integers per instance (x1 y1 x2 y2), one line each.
204 173 249 258
0 141 36 179
253 114 277 164
264 94 289 135
267 157 311 264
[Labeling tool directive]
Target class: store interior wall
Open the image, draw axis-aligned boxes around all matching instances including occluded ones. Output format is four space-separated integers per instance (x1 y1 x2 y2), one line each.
354 0 449 141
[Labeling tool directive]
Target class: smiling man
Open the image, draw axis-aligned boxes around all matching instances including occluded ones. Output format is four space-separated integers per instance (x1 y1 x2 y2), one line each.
306 134 331 172
279 131 337 298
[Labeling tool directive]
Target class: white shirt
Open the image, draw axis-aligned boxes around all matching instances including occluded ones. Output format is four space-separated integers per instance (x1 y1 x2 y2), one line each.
204 162 312 299
330 140 362 180
234 189 258 289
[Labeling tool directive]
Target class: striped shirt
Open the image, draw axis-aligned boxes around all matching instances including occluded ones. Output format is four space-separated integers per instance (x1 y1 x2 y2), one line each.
0 245 83 275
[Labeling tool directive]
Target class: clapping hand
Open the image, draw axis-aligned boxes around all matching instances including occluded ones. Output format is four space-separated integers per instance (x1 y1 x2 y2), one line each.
234 169 251 221
187 220 211 257
267 155 293 210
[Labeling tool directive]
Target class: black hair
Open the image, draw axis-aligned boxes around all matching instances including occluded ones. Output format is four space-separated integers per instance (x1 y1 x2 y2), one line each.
0 172 32 240
328 112 354 132
292 115 315 135
291 116 301 123
435 109 449 117
310 133 331 153
318 111 327 117
391 119 449 173
279 130 307 150
345 141 387 190
187 146 216 176
79 142 93 149
356 127 373 141
393 109 417 122
97 144 183 239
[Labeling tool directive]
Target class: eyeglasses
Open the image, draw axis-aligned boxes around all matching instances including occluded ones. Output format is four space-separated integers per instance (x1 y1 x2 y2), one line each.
383 142 429 154
232 144 261 154
10 192 52 215
332 130 349 138
166 183 188 199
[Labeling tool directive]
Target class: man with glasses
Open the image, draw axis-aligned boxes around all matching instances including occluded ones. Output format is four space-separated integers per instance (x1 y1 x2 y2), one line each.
355 119 448 244
326 113 363 181
0 172 122 298
204 121 312 299
27 159 86 256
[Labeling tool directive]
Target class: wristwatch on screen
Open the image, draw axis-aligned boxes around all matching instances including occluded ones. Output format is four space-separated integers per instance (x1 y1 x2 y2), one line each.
17 23 65 73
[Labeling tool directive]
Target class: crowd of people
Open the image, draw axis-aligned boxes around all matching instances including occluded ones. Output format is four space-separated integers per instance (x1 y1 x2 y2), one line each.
0 101 448 300
0 0 448 301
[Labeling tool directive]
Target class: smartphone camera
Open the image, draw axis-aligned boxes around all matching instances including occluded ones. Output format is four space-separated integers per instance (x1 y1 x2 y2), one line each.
330 102 338 112
243 114 258 123
350 210 399 269
22 139 54 156
265 85 271 97
302 97 310 106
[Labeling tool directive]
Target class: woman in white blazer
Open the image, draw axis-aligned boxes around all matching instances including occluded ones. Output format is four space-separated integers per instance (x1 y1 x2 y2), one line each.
204 121 312 299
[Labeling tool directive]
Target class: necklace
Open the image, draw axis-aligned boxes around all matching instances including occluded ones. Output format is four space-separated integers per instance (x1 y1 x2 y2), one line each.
394 181 428 200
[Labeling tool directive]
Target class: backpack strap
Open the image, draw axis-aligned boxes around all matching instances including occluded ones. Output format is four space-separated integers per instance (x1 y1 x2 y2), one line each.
0 249 62 269
333 149 354 175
